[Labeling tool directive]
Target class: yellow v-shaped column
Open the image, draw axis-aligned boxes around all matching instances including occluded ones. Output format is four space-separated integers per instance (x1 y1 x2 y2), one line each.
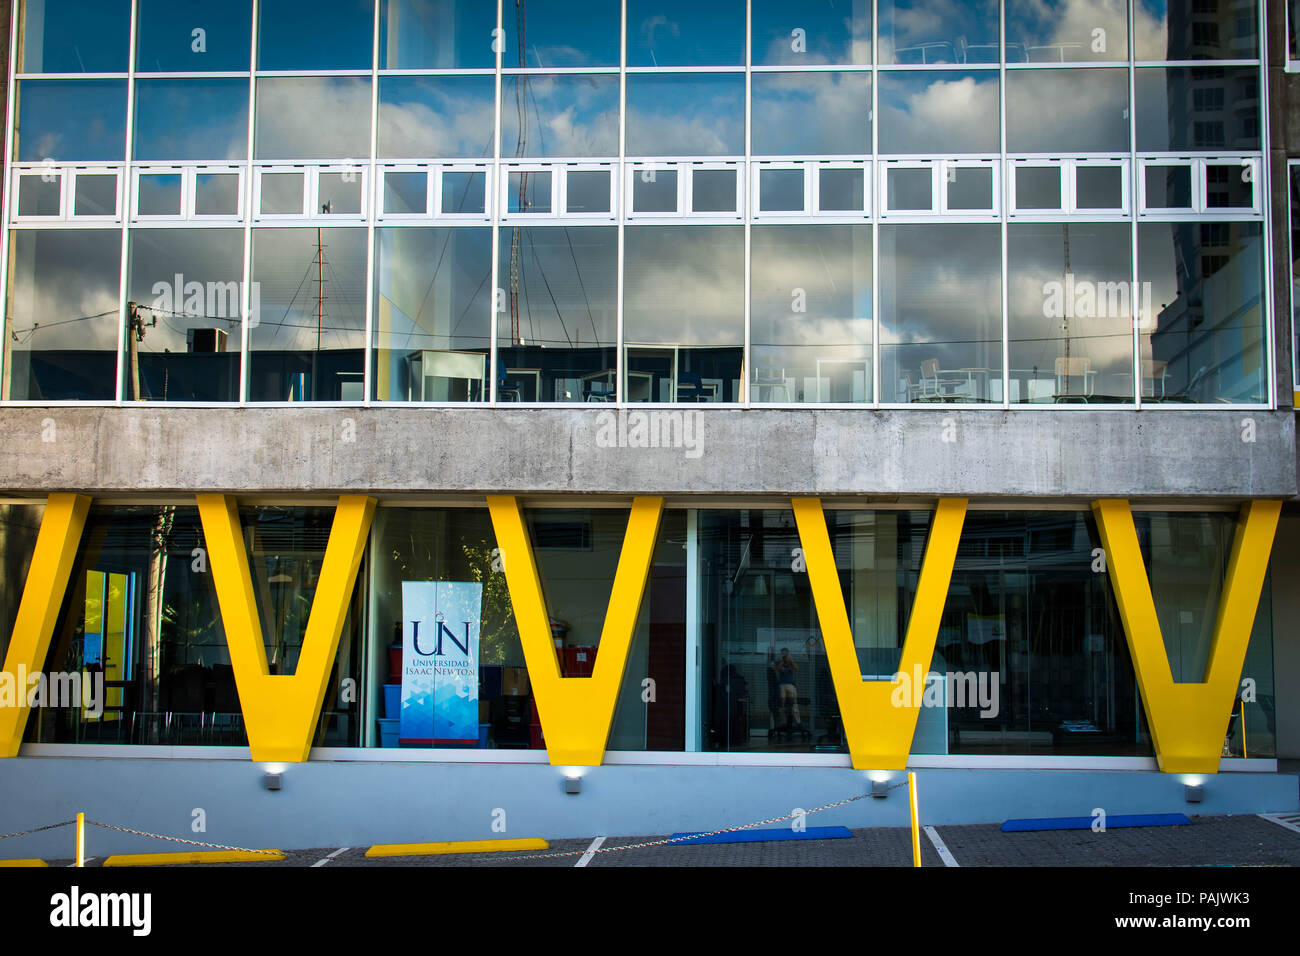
197 494 376 762
1092 498 1280 773
0 494 91 758
792 498 968 770
487 496 663 766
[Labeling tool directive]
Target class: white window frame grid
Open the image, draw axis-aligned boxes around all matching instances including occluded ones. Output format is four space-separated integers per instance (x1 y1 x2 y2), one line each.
751 162 811 220
878 158 1000 220
252 164 368 223
130 164 245 224
0 0 1275 412
1008 157 1129 219
10 163 124 225
377 163 495 222
624 161 744 222
497 162 617 223
1136 155 1262 218
810 160 871 219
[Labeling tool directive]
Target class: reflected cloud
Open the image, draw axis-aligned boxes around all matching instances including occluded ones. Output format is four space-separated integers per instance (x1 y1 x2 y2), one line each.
502 75 620 158
624 226 744 345
878 73 1000 154
378 76 496 160
255 77 372 161
752 73 872 156
626 76 745 156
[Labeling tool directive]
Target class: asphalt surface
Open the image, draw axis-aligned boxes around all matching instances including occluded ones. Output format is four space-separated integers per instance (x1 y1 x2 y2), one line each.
37 812 1300 867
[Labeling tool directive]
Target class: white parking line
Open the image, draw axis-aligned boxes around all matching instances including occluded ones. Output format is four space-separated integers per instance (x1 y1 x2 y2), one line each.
311 847 350 868
1258 812 1300 836
923 826 959 867
575 836 606 867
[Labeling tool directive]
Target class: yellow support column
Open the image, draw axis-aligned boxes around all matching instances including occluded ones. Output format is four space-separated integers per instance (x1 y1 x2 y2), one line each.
1092 499 1280 773
908 773 921 868
792 498 967 769
487 496 663 766
0 494 91 758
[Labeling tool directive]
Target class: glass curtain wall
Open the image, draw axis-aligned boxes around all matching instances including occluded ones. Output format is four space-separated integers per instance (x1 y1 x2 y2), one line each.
1 0 1270 406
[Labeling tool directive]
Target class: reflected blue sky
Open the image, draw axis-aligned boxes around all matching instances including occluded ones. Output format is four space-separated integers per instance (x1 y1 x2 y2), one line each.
136 0 254 72
16 80 127 162
751 0 872 65
502 75 620 158
878 71 999 154
752 73 871 156
21 0 130 73
380 0 495 69
626 74 745 155
135 79 249 161
1005 0 1128 62
379 75 496 159
259 0 374 71
627 0 747 66
504 0 622 68
878 0 1000 64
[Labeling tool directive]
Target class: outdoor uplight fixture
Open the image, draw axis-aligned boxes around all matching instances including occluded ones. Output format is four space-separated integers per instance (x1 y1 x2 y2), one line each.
264 772 283 791
564 776 582 795
1184 783 1203 803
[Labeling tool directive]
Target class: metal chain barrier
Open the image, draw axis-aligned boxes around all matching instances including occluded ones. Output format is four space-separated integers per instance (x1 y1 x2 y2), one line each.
84 820 280 856
0 820 75 841
491 778 913 863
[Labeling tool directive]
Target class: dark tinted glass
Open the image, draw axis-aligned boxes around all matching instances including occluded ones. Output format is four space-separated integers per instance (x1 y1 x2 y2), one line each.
20 0 131 73
752 0 872 65
888 167 933 210
633 170 678 212
134 78 250 161
380 0 495 69
627 0 747 66
1134 66 1259 152
1015 166 1061 208
503 0 621 68
947 165 993 209
759 169 804 211
819 168 866 211
1076 165 1124 209
694 169 739 212
15 80 127 162
1134 0 1259 60
1145 164 1193 207
259 0 374 71
137 0 254 72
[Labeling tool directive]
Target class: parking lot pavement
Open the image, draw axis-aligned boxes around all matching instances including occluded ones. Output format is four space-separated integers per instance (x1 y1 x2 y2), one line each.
40 814 1300 867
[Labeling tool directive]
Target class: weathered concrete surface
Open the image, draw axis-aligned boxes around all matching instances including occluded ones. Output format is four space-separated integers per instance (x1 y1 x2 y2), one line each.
0 407 1293 499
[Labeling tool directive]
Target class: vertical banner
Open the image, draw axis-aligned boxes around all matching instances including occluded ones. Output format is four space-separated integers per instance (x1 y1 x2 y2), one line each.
400 581 482 746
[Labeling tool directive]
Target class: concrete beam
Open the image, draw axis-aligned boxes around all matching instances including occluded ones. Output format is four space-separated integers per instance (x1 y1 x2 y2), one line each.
0 407 1293 499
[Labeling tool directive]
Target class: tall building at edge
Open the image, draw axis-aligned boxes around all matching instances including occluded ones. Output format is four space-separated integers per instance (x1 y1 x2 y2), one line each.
0 0 1298 853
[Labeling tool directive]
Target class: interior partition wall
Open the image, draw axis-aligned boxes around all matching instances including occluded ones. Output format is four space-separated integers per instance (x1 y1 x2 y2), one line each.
0 0 1275 408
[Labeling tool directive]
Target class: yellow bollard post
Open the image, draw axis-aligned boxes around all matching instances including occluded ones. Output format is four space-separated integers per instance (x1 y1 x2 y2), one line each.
1241 703 1247 760
75 812 84 868
908 772 921 868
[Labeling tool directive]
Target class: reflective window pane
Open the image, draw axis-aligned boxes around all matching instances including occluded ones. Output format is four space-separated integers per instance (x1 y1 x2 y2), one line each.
259 172 304 215
138 173 183 216
879 0 1000 64
880 224 1002 403
1008 222 1133 404
379 0 495 69
441 171 485 214
624 226 744 402
888 167 932 210
18 175 61 217
693 168 738 212
759 169 803 212
819 168 866 212
318 173 363 215
501 75 620 159
1205 163 1253 208
125 229 244 402
259 0 375 71
256 77 372 160
74 174 119 216
948 165 993 209
508 171 553 213
1006 0 1128 62
1076 165 1124 209
626 75 746 156
379 76 496 160
15 80 127 162
1006 68 1130 152
634 169 678 212
752 0 872 65
194 173 241 216
497 227 617 402
1145 163 1193 207
566 170 611 213
751 225 873 404
373 227 492 402
20 0 131 73
627 0 746 67
1015 166 1062 209
134 79 250 162
384 171 427 214
878 72 999 154
1138 221 1265 403
250 228 368 401
1134 0 1259 60
136 0 254 72
4 229 121 401
1135 66 1259 152
503 0 621 68
752 73 872 156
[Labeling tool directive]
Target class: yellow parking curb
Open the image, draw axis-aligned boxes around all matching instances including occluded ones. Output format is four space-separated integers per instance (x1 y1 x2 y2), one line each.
0 859 47 867
102 850 285 866
365 838 548 858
